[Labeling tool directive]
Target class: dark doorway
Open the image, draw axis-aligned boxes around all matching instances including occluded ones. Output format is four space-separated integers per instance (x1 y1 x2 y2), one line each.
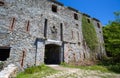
0 47 10 61
44 44 61 64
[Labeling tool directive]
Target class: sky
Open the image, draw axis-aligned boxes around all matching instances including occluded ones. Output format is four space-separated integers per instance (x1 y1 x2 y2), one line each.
58 0 120 25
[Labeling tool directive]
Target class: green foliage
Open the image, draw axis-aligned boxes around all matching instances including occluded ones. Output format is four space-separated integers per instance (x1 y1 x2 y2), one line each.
108 63 120 73
103 22 120 62
16 64 58 78
103 11 120 73
114 11 120 23
0 61 4 70
82 16 98 52
98 58 120 73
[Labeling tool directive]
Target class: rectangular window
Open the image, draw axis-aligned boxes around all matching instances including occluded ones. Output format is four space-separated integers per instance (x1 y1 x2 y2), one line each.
87 19 90 23
97 23 100 28
44 19 48 38
0 47 10 61
0 1 4 6
74 13 78 20
52 5 57 12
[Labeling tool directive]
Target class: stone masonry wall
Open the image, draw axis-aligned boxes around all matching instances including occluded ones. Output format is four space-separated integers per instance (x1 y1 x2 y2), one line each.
0 0 106 71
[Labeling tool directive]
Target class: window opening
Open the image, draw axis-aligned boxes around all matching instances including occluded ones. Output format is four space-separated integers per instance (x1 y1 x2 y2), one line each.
74 13 78 20
10 17 15 31
97 23 100 28
52 5 57 12
72 30 74 39
0 1 4 6
0 47 10 61
60 23 63 41
87 19 90 23
44 19 48 38
77 32 79 41
26 20 30 32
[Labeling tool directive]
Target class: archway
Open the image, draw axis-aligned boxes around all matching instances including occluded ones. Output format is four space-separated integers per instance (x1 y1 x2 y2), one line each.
44 44 61 64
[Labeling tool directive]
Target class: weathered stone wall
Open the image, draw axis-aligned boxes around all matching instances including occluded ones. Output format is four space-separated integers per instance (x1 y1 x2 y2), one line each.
64 43 90 63
0 0 106 71
93 20 106 59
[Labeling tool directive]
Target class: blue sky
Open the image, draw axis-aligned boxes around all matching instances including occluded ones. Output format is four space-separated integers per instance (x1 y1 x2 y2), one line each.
58 0 120 25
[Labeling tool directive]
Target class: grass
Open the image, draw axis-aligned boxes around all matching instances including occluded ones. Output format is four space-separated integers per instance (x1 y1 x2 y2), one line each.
61 61 120 74
61 62 111 73
16 64 58 78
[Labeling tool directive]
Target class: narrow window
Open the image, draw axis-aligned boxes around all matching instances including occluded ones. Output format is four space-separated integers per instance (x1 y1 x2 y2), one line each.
74 13 78 20
0 1 4 6
97 23 100 28
26 20 30 32
77 32 79 41
78 42 81 46
44 19 48 38
10 17 15 31
87 19 90 23
84 53 86 59
21 51 25 67
60 23 63 41
52 5 57 12
71 30 74 39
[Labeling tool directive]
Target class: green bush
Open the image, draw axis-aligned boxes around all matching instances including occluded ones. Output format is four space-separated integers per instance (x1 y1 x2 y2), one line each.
108 63 120 73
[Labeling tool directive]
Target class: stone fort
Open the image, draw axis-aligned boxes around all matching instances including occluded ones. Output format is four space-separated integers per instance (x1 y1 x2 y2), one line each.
0 0 106 70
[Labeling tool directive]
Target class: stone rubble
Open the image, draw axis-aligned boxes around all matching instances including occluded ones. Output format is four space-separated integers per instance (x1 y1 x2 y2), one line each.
0 64 18 78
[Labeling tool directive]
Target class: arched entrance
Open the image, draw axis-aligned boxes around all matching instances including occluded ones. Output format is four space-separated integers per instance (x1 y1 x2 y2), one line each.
44 44 61 64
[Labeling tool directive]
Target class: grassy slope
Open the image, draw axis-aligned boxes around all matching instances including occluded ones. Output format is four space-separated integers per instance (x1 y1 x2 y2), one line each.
16 64 58 78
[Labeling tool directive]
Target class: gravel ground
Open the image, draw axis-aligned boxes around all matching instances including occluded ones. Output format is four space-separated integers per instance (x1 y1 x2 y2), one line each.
43 65 120 78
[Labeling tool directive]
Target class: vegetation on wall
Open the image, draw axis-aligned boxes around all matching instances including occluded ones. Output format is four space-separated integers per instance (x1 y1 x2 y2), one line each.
82 16 98 52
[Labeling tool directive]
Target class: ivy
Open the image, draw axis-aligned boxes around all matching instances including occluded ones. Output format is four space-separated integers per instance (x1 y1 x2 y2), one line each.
82 16 98 52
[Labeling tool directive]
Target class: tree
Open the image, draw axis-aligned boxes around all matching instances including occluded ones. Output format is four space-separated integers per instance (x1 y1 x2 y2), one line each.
103 11 120 62
114 11 120 23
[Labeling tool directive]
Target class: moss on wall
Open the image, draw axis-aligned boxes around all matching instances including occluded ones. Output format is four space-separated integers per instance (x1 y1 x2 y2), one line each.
82 16 98 52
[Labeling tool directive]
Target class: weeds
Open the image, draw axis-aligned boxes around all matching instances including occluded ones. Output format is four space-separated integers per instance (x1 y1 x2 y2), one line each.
16 64 58 78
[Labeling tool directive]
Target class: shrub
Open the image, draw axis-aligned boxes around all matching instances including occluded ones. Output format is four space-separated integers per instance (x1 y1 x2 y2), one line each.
108 63 120 73
0 61 4 70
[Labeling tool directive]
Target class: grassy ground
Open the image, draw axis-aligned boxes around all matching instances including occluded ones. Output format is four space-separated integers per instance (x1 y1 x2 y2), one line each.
16 64 58 78
61 62 120 74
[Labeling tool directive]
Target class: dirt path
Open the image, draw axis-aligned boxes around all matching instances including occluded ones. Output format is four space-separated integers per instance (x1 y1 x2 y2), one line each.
44 65 120 78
